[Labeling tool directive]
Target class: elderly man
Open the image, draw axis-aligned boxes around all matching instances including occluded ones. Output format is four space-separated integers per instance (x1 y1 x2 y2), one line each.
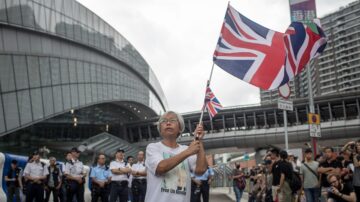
45 157 62 202
145 111 208 202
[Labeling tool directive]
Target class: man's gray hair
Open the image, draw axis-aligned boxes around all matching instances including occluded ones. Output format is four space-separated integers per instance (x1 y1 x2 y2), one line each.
157 111 185 135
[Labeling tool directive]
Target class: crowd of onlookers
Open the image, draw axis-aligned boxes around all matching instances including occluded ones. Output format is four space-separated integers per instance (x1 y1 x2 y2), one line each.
231 139 360 202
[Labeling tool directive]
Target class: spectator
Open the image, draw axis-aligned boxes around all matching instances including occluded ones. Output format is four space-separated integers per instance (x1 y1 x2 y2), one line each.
231 163 245 202
351 140 360 202
300 148 320 202
109 149 131 202
327 174 356 202
5 159 22 202
64 147 85 202
318 147 343 201
270 148 281 202
45 157 62 202
277 150 294 202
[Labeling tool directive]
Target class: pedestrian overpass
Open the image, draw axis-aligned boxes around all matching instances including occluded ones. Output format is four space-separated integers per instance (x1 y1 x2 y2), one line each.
126 92 360 150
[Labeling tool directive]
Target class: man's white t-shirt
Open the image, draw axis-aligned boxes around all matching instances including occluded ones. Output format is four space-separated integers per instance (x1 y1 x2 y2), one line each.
145 141 197 202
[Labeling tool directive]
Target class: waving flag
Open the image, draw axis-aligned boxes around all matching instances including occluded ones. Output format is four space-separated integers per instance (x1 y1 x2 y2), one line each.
203 86 222 118
283 21 327 79
213 5 327 90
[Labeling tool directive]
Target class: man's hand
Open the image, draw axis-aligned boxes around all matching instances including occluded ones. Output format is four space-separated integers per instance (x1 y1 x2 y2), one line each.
187 141 201 155
194 124 205 140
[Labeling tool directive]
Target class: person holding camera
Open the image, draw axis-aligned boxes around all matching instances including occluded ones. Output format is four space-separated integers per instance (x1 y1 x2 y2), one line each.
326 174 356 202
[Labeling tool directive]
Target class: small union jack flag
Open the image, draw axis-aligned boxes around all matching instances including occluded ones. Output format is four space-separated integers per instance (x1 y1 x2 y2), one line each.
203 85 223 118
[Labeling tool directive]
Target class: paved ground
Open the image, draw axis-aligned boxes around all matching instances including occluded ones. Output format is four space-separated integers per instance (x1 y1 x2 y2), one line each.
209 192 234 202
209 187 248 202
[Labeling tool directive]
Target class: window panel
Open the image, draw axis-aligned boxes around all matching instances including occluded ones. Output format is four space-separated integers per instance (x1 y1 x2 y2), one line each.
34 3 46 30
60 59 69 84
81 26 89 45
50 58 61 85
96 84 102 101
17 32 31 52
0 55 15 92
0 95 5 133
3 29 18 52
30 88 43 120
0 0 7 22
39 57 51 86
42 87 54 116
17 90 32 125
27 56 41 88
56 13 66 36
96 65 102 83
6 0 22 25
13 56 29 90
90 63 96 82
91 84 97 102
20 0 35 28
41 38 52 55
108 84 113 100
3 92 19 130
83 62 90 82
102 84 107 100
62 85 71 110
78 84 85 105
65 16 74 39
53 86 63 113
76 61 84 83
70 84 79 107
30 34 42 53
85 84 92 104
68 60 77 83
74 22 82 41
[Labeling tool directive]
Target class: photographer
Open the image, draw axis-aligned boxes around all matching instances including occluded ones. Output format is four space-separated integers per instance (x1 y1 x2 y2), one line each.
326 174 356 202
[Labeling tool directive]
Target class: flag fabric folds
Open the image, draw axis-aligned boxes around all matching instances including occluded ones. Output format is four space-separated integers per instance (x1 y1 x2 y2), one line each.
213 5 327 90
203 85 223 119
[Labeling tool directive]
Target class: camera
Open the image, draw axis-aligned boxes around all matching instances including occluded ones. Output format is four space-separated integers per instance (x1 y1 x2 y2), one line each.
327 187 333 193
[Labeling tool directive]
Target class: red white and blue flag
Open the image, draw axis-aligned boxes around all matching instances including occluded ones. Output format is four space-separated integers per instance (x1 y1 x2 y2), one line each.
203 85 222 118
213 5 326 90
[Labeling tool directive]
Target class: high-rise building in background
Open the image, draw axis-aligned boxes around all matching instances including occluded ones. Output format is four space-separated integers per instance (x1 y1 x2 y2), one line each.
260 0 360 104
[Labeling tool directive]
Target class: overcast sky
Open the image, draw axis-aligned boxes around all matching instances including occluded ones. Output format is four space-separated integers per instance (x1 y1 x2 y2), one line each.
77 0 354 113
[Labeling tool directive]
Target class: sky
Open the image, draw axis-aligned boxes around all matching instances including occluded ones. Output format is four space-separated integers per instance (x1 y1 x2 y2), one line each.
77 0 355 113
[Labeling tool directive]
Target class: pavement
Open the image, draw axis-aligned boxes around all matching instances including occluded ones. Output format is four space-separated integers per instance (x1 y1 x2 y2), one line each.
210 187 249 202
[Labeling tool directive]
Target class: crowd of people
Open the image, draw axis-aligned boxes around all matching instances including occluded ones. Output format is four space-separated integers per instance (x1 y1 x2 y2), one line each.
5 111 211 202
231 140 360 202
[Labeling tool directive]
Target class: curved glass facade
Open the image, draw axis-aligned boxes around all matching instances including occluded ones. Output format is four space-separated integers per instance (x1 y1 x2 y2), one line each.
0 0 168 136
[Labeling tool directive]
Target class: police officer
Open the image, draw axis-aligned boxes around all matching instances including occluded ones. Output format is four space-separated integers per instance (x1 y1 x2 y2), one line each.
90 153 111 202
109 149 131 202
60 151 72 202
45 157 62 202
23 151 49 202
131 151 147 202
5 159 22 202
64 147 85 202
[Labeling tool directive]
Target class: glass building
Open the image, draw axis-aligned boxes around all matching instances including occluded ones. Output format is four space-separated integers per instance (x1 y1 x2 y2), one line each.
0 0 168 146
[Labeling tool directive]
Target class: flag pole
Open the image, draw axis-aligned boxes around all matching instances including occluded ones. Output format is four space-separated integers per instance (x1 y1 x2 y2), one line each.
199 63 215 125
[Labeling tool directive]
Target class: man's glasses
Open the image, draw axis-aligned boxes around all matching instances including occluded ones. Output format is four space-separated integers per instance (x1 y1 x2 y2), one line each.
159 118 178 124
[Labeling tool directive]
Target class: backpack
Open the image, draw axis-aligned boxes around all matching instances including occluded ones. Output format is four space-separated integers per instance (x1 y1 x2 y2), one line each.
236 176 246 190
287 171 301 193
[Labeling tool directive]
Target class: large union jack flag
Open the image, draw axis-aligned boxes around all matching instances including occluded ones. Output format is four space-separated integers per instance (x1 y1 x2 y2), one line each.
203 85 223 118
213 5 326 90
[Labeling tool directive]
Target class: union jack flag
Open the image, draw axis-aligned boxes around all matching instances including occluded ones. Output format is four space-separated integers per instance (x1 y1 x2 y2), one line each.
203 85 222 118
213 5 326 90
